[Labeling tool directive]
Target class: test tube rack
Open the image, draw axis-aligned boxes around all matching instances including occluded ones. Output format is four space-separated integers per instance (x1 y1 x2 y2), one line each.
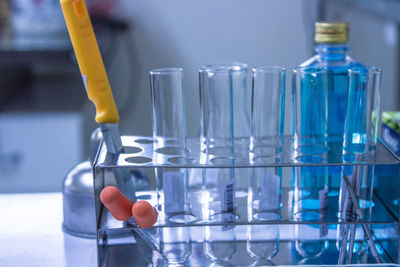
93 135 400 266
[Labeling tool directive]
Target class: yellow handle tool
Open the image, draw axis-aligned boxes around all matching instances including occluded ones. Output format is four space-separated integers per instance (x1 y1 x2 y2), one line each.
61 0 137 201
60 0 119 124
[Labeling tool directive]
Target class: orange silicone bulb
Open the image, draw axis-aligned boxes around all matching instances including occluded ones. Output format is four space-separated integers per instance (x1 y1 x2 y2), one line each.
100 186 133 221
132 200 158 228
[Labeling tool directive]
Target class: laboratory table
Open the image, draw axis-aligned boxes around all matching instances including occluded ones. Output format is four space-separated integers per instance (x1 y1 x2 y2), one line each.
0 193 97 267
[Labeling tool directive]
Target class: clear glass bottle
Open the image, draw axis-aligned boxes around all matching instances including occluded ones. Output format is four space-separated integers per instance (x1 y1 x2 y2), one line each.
299 22 363 196
300 22 362 137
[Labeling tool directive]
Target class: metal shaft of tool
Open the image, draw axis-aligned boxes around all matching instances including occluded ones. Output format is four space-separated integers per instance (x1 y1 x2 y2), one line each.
343 174 382 263
347 224 356 263
346 163 362 264
338 224 349 264
339 186 357 265
100 123 137 202
100 124 124 154
339 164 360 264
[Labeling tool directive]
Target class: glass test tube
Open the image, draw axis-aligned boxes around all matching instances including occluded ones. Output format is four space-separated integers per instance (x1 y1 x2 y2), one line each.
342 66 381 155
231 62 251 138
293 66 329 153
150 68 192 264
199 65 237 262
292 66 329 258
204 62 251 210
337 67 381 262
203 62 251 137
247 66 285 262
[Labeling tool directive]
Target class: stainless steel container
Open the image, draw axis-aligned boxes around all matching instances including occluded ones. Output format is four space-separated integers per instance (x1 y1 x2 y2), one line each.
62 161 96 238
62 128 102 238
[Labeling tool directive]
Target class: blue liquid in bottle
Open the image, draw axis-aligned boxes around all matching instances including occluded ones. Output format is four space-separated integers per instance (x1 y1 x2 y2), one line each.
301 44 362 137
300 44 363 193
294 29 363 258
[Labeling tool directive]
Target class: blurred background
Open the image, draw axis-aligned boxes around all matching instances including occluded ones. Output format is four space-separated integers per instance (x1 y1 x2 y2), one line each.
0 0 399 193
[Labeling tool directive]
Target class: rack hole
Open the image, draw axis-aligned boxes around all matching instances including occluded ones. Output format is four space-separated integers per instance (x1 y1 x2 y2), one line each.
294 211 321 221
295 155 324 163
210 213 239 222
136 194 152 200
168 157 195 164
253 211 280 221
155 146 189 155
342 153 367 163
123 146 142 154
125 156 152 164
204 147 234 157
169 214 197 224
296 144 328 155
252 155 279 164
210 157 234 165
135 139 154 144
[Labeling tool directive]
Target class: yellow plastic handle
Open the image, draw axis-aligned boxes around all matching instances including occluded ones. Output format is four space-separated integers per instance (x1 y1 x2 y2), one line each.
60 0 119 124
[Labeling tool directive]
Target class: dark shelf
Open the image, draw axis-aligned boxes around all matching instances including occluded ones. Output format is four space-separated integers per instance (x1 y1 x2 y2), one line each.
0 47 73 65
0 68 87 112
0 16 129 65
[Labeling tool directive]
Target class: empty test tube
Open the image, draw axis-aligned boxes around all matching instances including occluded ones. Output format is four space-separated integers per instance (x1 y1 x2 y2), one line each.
150 68 192 220
292 66 329 258
199 64 237 262
250 66 285 152
150 68 192 264
205 63 251 209
247 66 285 261
342 66 381 155
202 62 251 138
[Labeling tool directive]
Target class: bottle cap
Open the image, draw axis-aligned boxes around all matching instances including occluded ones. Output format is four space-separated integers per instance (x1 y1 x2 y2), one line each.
132 201 158 228
315 22 349 44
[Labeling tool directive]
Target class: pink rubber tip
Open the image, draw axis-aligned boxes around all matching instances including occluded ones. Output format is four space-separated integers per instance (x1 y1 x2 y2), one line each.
132 201 158 228
100 186 134 221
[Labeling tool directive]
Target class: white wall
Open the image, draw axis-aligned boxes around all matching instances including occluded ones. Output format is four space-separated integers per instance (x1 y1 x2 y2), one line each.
322 1 400 113
109 0 310 137
85 0 400 142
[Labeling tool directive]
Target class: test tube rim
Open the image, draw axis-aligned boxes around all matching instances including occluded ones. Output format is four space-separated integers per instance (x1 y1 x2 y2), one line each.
293 66 327 75
206 61 248 70
348 65 382 75
149 67 183 75
200 62 249 73
199 65 231 73
252 65 286 74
